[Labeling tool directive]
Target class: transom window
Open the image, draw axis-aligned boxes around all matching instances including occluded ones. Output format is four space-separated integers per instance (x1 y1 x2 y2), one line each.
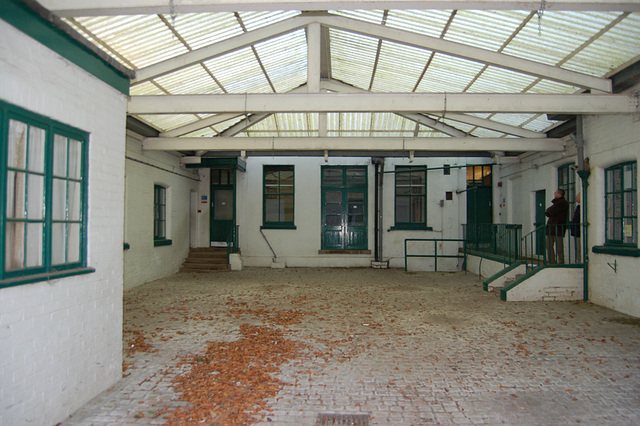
1 100 90 286
605 162 637 246
263 166 295 229
395 166 427 229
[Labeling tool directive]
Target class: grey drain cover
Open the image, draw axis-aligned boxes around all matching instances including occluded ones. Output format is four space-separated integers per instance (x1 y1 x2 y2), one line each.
316 413 370 425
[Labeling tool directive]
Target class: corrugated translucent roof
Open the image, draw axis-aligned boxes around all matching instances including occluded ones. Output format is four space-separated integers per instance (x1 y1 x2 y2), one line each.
59 6 640 154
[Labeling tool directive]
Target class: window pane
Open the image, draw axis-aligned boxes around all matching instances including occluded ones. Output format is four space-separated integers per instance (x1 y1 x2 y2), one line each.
265 185 279 194
614 168 622 192
265 195 280 222
8 119 27 169
396 172 410 186
614 193 622 218
6 171 26 219
411 197 425 223
280 169 294 185
606 219 614 241
348 192 363 202
326 215 341 226
68 181 81 221
53 134 68 177
606 169 614 193
264 168 278 184
411 186 425 195
624 164 634 190
411 172 425 185
346 168 365 184
52 223 66 265
67 223 81 263
53 178 67 220
68 139 82 179
27 174 45 220
283 195 294 222
348 202 363 215
348 214 364 226
396 197 410 223
323 168 342 185
606 193 614 218
396 186 411 195
25 222 43 267
28 126 46 173
326 191 341 204
326 203 342 215
613 218 622 241
5 222 25 271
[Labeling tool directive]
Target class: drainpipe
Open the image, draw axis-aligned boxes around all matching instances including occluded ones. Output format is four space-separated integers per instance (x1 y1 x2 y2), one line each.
372 157 385 262
575 115 590 302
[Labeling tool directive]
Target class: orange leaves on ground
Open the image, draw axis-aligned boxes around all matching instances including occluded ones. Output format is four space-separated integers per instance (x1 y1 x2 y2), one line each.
164 324 304 425
126 330 156 355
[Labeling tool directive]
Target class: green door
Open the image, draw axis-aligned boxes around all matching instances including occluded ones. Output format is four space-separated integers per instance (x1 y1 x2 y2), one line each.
210 168 235 246
321 166 367 250
467 186 493 225
535 189 546 255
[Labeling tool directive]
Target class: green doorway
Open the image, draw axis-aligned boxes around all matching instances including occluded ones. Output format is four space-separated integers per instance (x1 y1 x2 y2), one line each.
210 168 235 246
535 189 547 255
321 166 368 250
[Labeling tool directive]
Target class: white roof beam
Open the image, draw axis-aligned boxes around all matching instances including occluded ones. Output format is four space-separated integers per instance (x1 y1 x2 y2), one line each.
128 93 638 115
433 113 547 138
314 15 612 93
142 136 565 152
219 113 272 136
133 15 315 84
159 113 244 137
41 1 640 17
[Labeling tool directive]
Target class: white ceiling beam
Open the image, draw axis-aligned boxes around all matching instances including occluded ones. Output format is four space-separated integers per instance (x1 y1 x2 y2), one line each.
314 15 612 93
219 113 272 136
307 22 322 93
40 0 640 17
128 93 638 114
133 15 315 84
142 136 565 152
159 113 244 137
434 113 546 138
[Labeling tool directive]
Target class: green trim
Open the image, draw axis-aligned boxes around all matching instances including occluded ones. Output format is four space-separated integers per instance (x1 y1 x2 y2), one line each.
464 249 517 265
500 264 584 301
592 245 640 257
261 224 297 230
390 225 433 231
604 161 637 246
123 243 131 250
483 260 526 292
394 165 428 228
0 267 95 289
0 0 131 95
318 249 372 255
185 157 247 171
263 165 295 228
154 239 172 247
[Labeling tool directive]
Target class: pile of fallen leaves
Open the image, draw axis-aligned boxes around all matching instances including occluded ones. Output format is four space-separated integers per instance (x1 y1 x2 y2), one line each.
125 329 156 355
164 324 303 425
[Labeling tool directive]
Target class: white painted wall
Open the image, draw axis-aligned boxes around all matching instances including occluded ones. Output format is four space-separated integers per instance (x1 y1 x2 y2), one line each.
196 156 475 269
123 132 199 289
583 112 640 317
505 267 583 302
0 20 127 425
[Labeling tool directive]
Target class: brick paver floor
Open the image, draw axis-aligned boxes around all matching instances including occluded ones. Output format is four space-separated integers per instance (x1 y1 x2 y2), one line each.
63 268 640 425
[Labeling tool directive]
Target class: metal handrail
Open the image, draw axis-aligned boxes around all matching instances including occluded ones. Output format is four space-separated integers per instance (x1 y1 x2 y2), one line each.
404 238 467 272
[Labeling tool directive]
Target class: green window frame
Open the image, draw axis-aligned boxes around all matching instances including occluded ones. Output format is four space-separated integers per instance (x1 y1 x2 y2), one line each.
558 163 576 221
262 165 295 229
1 100 92 287
153 185 171 246
394 166 428 230
605 162 637 246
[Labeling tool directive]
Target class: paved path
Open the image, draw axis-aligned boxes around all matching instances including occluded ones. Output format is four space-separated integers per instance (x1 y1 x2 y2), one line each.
63 268 640 425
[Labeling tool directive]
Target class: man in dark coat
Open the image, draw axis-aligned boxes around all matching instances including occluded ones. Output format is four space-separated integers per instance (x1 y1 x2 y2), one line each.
570 192 581 263
545 188 570 264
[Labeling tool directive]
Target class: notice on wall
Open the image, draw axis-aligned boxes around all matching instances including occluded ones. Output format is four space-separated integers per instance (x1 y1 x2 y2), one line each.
624 224 633 237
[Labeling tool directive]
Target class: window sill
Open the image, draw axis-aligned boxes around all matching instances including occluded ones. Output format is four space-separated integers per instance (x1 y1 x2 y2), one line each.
0 267 96 289
261 224 297 230
389 225 433 231
592 245 640 257
154 239 173 247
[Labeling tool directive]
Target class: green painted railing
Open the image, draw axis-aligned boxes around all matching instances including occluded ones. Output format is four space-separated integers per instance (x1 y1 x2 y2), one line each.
404 238 467 272
522 223 584 273
226 225 239 261
462 223 522 265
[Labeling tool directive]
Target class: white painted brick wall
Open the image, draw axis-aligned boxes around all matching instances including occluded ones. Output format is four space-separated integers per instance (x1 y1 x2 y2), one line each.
1 21 127 425
123 133 199 289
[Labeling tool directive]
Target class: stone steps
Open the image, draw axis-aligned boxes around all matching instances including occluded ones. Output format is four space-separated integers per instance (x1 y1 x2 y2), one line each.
181 248 228 272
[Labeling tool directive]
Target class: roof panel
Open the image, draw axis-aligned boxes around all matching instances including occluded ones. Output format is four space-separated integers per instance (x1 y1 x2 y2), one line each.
331 10 386 25
162 12 243 50
329 29 379 91
152 64 224 94
254 29 308 93
466 66 538 93
444 10 533 51
203 47 273 93
385 10 453 38
371 40 432 93
416 53 485 93
130 81 166 96
237 10 301 31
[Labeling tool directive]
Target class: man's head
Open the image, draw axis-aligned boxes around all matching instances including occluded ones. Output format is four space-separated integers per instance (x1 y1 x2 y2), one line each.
554 188 565 199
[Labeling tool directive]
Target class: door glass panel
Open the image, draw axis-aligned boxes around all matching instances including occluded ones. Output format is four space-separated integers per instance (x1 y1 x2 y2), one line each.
323 168 342 185
348 215 364 226
214 189 233 220
346 168 365 184
326 191 341 203
326 203 342 215
326 215 341 226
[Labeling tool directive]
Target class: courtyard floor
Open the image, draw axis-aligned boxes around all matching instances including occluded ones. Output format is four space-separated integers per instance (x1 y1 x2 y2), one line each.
63 268 640 425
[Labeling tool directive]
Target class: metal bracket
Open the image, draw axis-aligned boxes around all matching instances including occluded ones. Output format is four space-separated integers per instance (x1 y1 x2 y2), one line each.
607 259 617 273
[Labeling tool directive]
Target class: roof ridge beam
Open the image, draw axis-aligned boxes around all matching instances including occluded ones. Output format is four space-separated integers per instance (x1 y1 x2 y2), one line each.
43 1 640 17
314 14 612 93
142 136 565 152
128 93 638 114
133 14 316 84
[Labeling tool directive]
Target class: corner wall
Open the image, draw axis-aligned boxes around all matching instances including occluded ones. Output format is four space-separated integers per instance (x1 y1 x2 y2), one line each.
0 20 127 425
123 133 199 290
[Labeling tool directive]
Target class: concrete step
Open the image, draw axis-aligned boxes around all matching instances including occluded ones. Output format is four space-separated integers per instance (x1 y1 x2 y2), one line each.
181 248 229 272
